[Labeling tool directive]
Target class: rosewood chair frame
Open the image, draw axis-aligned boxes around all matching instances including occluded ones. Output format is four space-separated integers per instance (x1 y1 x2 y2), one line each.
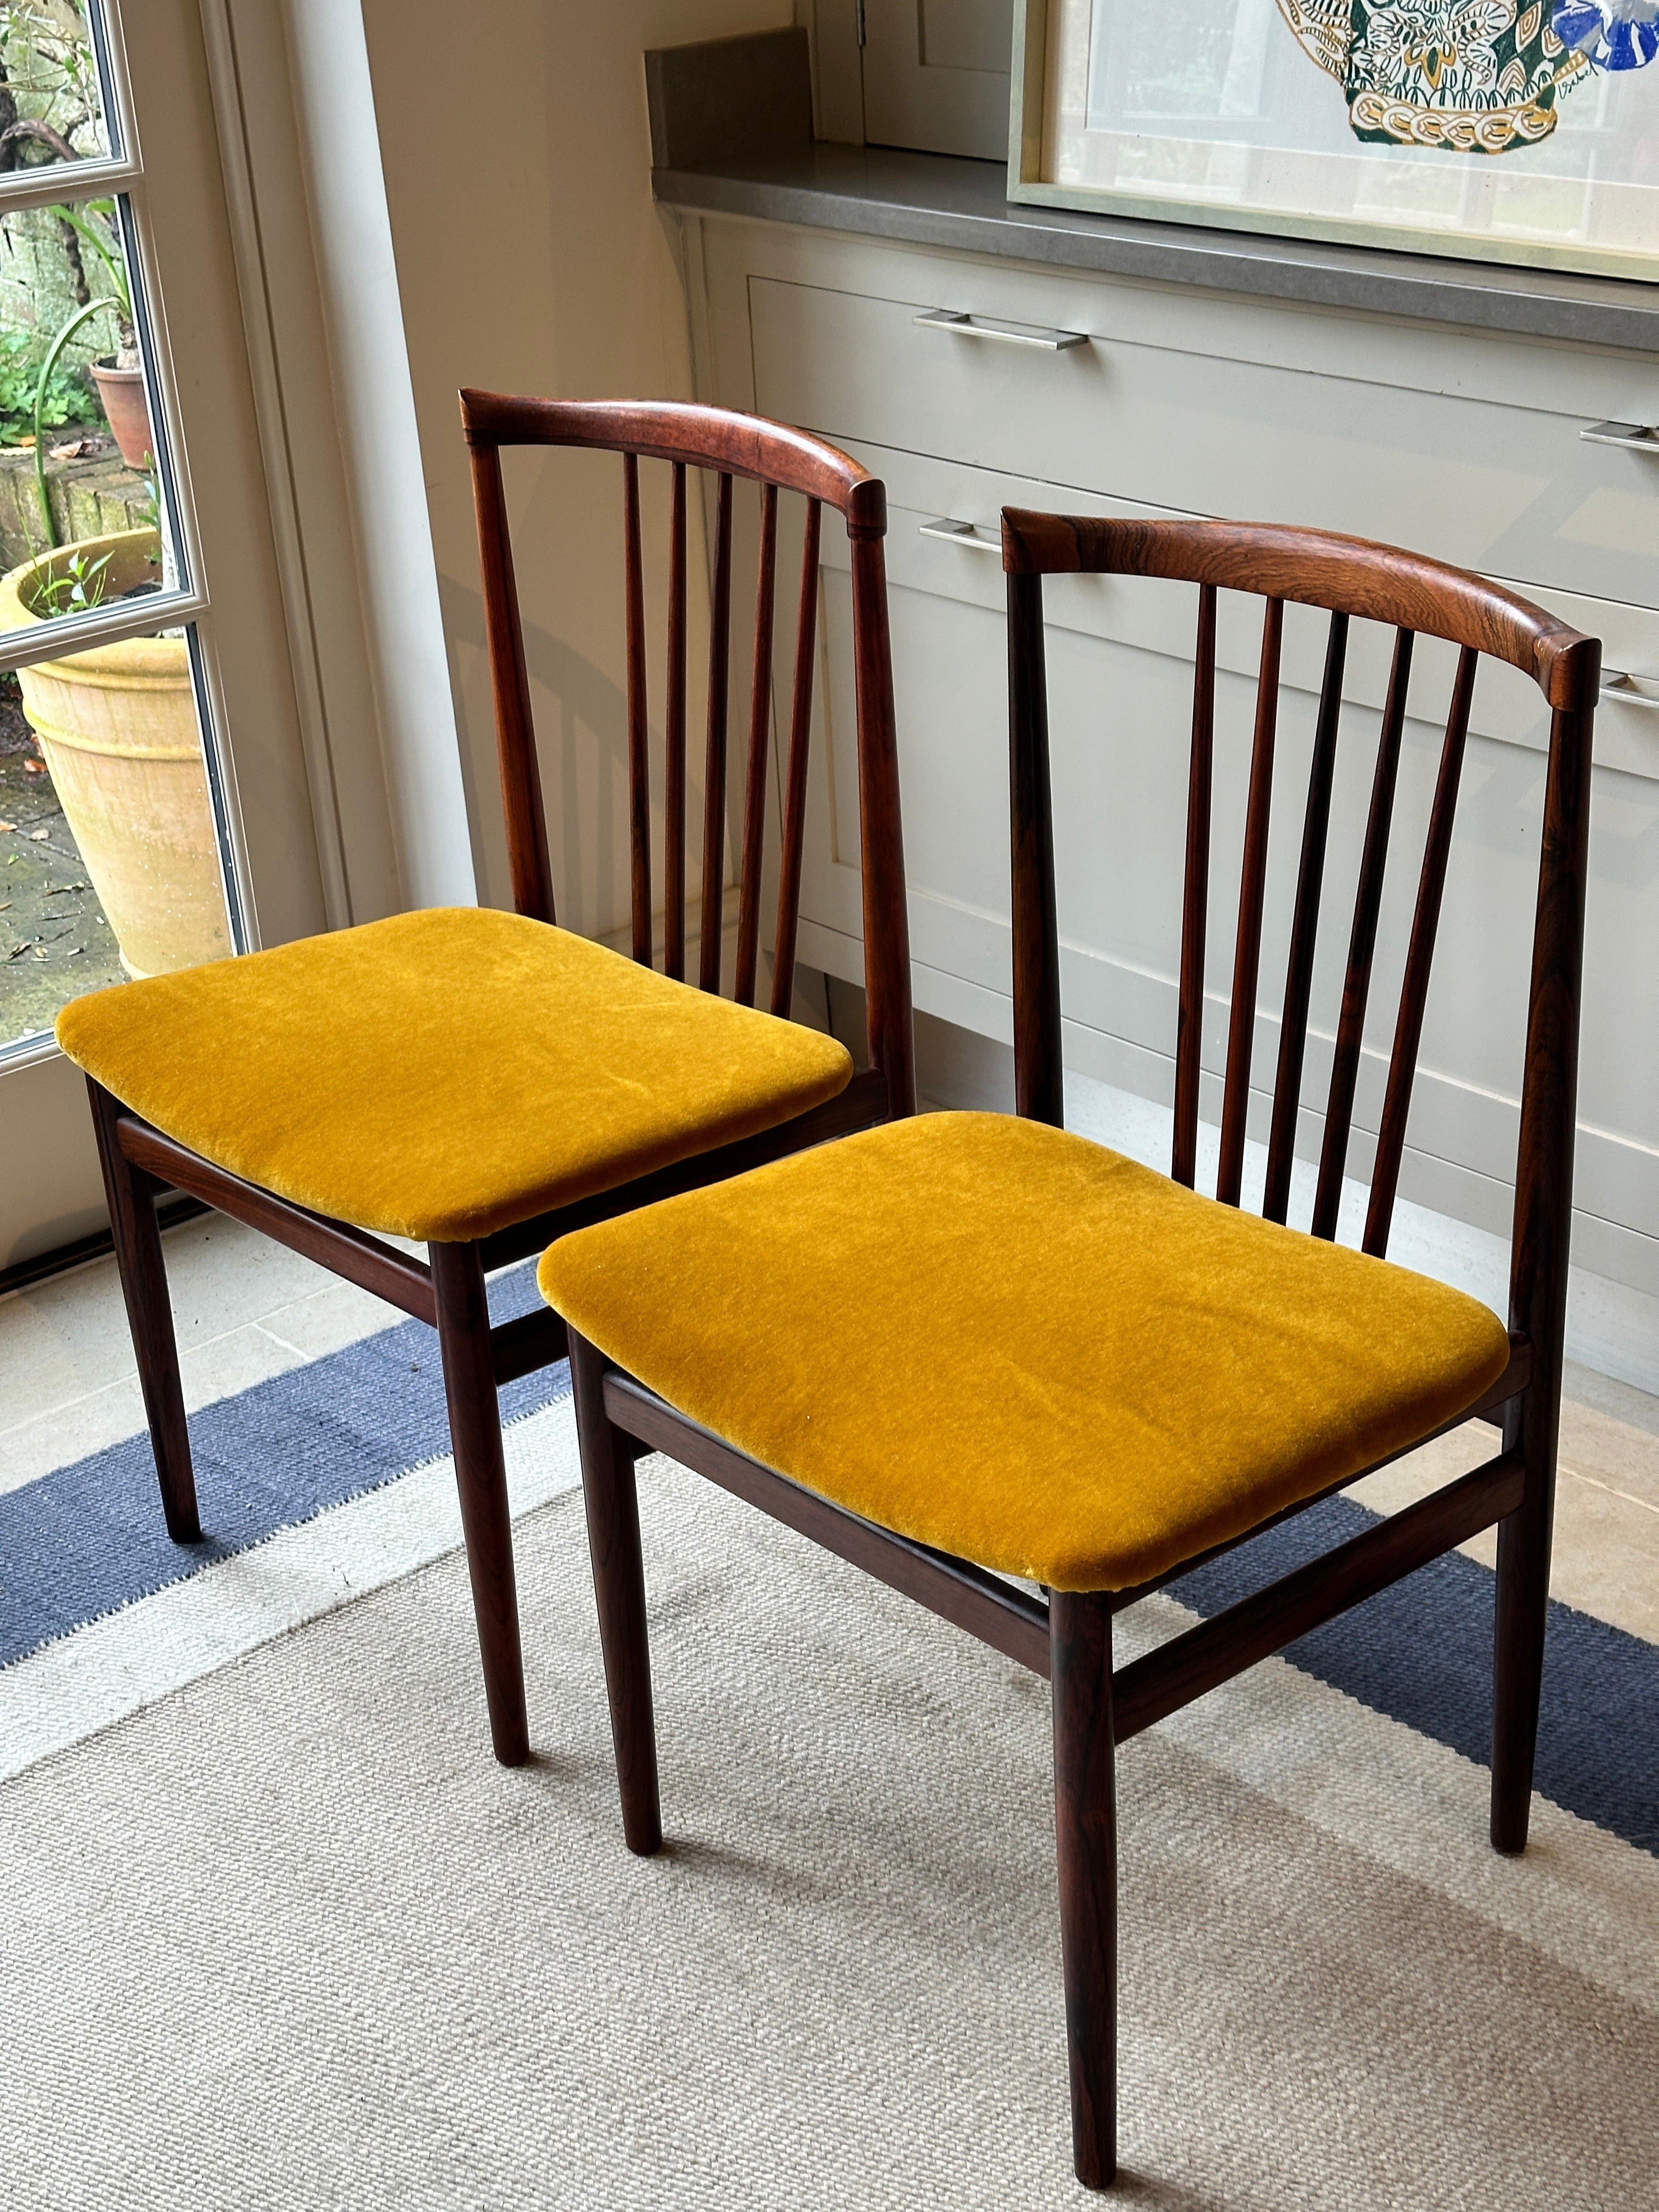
86 397 914 1768
564 512 1598 2186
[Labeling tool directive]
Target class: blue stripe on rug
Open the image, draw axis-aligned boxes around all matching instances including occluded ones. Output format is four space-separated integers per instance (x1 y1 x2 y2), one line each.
0 1261 569 1670
1169 1496 1658 1858
5 1284 1654 1864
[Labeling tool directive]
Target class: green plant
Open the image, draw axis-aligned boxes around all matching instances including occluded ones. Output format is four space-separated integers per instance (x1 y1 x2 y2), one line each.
0 323 93 442
53 199 130 346
30 283 122 545
0 19 144 548
30 543 110 616
0 4 103 157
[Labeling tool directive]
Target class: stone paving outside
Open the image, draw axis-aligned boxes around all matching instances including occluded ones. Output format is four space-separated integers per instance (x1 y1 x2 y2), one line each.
0 675 124 1048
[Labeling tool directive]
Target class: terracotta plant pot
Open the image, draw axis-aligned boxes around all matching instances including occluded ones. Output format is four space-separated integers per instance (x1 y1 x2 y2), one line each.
0 528 230 978
89 360 155 471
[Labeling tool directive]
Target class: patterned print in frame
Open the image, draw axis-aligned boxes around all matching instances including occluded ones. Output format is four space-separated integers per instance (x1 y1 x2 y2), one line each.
1550 0 1659 70
1019 0 1659 280
1274 0 1600 149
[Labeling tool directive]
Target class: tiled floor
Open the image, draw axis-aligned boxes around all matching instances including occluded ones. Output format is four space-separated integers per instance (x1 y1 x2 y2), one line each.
1350 1382 1659 1643
2 1211 1655 1642
0 1215 397 1495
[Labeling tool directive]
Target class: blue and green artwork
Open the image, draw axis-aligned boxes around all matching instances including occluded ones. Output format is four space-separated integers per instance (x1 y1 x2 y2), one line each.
1277 0 1655 151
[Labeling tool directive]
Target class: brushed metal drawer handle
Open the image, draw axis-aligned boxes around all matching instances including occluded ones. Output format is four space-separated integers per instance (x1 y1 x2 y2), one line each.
915 307 1089 352
1580 421 1659 453
919 518 1002 554
1601 670 1659 708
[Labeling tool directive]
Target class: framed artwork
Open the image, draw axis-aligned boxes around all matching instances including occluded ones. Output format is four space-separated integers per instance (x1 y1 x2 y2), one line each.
1009 0 1659 280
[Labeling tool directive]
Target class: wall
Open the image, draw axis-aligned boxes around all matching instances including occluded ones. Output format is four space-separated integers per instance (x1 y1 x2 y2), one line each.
359 0 794 935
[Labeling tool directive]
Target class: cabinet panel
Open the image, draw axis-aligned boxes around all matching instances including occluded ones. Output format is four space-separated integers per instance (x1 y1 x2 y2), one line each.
684 211 1658 1292
713 217 1659 424
795 450 1659 1279
838 437 1659 780
752 274 1659 610
861 0 1014 162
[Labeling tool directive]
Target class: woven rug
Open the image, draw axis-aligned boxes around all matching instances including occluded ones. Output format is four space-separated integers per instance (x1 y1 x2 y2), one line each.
1 1313 1655 2207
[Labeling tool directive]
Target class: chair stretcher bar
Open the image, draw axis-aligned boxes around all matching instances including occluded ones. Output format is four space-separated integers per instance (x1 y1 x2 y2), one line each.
605 1373 1526 1734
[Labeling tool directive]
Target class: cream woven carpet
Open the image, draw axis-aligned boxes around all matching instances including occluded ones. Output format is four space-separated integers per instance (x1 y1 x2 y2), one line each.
3 1454 1655 2211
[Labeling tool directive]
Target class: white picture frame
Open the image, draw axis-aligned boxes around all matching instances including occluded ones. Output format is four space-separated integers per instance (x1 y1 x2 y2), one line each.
1008 0 1659 283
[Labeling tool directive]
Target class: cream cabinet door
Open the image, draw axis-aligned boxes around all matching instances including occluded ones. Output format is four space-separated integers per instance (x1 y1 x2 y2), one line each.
861 0 1015 160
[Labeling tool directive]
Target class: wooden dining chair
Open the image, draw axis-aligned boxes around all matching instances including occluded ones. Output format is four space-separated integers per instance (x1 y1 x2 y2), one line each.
53 397 914 1768
537 514 1597 2185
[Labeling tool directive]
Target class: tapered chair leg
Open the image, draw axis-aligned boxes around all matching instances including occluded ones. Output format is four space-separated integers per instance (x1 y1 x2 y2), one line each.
430 1239 529 1767
1052 1590 1118 2191
1490 1413 1557 1855
86 1079 200 1544
568 1328 661 1855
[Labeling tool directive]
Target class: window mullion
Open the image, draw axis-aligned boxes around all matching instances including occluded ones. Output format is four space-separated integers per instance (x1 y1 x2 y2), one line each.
0 589 209 676
0 159 142 222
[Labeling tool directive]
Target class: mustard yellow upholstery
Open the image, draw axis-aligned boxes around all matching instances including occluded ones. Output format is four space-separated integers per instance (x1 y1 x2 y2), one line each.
55 907 852 1243
538 1113 1510 1593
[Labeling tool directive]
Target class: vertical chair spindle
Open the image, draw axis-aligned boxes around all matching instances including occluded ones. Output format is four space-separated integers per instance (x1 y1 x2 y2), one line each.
770 499 822 1019
469 442 554 924
699 471 735 994
1217 597 1284 1206
1262 610 1348 1223
1363 645 1479 1256
622 454 651 966
1312 628 1414 1239
1173 583 1217 1188
1008 569 1063 1128
664 462 688 981
848 521 917 1120
735 482 778 1007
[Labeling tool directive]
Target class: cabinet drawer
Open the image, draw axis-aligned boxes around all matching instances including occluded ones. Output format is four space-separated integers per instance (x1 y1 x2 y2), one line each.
837 439 1659 784
794 443 1659 1259
751 275 1659 611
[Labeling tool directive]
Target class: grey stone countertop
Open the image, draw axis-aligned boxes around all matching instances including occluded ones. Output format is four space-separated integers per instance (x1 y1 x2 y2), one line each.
653 142 1659 360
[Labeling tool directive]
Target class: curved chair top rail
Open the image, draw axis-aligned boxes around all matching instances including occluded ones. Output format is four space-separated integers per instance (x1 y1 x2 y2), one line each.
1001 511 1596 711
459 391 886 538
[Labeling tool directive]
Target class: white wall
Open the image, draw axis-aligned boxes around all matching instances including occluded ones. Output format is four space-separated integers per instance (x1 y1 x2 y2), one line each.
359 0 794 933
0 1 793 1272
279 0 476 916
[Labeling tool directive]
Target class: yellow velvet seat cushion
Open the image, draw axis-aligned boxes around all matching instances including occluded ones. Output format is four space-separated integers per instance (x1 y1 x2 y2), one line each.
54 907 853 1243
538 1112 1511 1593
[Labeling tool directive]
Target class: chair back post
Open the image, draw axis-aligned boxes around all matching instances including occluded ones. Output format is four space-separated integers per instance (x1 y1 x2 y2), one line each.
462 421 556 924
848 501 917 1121
1506 648 1598 1444
1006 563 1064 1127
1491 642 1596 1846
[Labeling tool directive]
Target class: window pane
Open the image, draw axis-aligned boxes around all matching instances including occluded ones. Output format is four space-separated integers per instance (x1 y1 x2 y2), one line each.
1 617 232 1053
0 186 188 651
0 3 112 174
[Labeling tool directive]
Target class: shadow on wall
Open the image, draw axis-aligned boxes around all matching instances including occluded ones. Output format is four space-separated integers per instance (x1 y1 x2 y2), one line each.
437 571 628 930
